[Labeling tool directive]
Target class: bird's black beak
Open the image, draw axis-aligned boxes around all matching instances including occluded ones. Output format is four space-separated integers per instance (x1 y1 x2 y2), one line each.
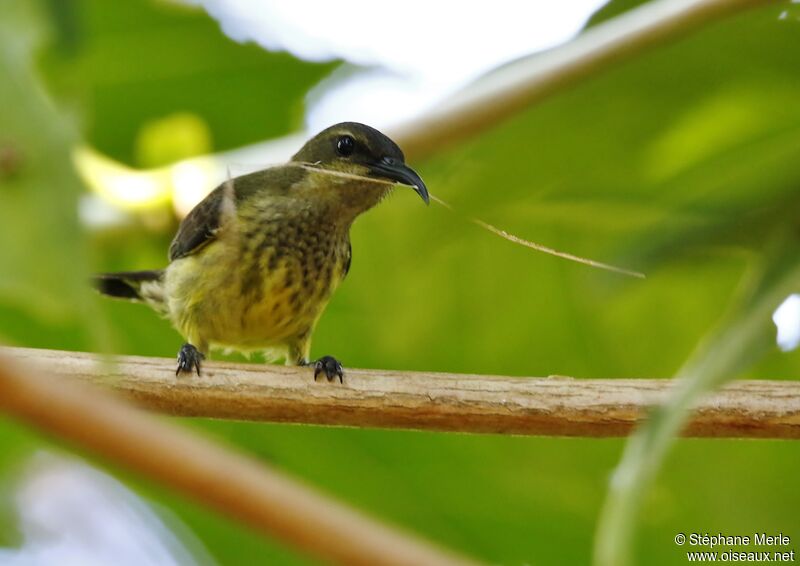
369 157 429 205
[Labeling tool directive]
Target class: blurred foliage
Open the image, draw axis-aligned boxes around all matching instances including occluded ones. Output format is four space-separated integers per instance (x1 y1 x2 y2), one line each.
0 0 105 346
135 112 213 168
1 0 800 565
38 0 336 166
597 232 800 565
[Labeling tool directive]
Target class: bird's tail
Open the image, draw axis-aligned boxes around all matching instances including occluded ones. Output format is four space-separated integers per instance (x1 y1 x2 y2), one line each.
93 270 168 314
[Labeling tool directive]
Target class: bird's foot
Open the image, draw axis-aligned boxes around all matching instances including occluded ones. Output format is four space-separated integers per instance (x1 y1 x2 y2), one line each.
176 343 204 376
304 355 344 383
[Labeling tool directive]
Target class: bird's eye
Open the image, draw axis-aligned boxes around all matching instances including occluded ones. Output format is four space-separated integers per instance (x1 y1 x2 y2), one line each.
336 135 355 157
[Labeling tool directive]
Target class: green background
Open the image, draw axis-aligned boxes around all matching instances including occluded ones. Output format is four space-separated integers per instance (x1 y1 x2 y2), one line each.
1 0 799 564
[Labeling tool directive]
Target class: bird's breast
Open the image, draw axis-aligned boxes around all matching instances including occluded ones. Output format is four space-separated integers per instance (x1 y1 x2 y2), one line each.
165 206 351 351
233 217 349 343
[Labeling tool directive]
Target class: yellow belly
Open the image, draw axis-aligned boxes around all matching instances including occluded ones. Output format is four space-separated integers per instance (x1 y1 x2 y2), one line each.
164 239 341 353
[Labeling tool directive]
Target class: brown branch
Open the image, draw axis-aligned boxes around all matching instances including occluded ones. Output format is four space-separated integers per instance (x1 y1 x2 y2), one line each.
389 0 777 160
5 347 800 439
77 0 779 206
0 348 480 566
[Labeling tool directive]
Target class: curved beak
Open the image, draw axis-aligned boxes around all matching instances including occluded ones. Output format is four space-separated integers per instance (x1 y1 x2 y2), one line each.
369 157 429 205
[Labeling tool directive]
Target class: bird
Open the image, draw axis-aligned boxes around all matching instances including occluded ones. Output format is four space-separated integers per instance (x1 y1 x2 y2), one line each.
94 122 429 382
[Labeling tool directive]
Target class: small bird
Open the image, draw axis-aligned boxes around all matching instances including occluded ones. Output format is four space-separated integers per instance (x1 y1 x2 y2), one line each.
94 122 428 381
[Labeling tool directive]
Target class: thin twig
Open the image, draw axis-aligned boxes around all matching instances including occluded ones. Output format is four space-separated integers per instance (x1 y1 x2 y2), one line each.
294 164 645 277
6 347 800 439
0 348 480 566
430 196 645 279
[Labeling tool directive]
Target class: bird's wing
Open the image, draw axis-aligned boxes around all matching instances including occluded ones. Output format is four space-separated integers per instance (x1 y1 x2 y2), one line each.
168 184 225 261
342 241 352 278
168 166 305 261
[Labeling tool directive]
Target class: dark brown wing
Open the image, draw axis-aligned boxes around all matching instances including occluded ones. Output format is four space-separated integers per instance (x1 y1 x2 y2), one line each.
168 166 306 262
342 241 352 278
168 185 225 261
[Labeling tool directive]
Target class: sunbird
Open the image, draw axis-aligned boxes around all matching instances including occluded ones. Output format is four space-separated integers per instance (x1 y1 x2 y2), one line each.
94 122 429 382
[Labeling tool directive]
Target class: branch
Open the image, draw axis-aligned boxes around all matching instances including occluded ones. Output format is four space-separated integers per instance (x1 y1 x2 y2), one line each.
75 0 777 208
6 347 800 439
391 0 777 159
0 348 478 566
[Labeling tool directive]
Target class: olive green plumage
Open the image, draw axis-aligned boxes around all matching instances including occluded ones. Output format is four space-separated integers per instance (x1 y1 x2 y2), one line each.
94 122 428 380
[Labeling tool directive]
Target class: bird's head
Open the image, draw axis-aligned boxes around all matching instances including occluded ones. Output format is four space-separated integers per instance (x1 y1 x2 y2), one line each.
291 122 429 209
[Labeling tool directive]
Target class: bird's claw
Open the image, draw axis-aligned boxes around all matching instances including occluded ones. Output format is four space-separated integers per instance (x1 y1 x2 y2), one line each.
311 355 344 383
176 343 204 376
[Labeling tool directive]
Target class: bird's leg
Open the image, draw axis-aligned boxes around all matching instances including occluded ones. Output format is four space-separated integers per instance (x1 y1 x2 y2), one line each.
176 343 205 376
289 336 344 383
304 356 344 383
